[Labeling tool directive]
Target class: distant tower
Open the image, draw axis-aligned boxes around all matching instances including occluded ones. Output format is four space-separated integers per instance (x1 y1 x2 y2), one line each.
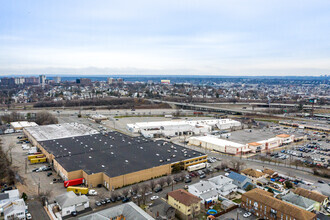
53 76 61 83
39 75 46 86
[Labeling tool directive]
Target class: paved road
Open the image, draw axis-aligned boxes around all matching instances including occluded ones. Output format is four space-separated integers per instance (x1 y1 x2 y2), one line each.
27 199 50 220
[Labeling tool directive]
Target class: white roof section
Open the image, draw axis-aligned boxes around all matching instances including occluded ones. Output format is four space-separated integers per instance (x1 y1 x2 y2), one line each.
128 119 239 130
190 136 245 148
10 121 38 129
24 123 99 141
56 191 89 208
78 202 153 220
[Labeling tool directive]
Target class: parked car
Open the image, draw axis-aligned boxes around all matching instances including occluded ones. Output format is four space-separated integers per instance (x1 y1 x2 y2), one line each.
95 201 101 206
243 212 251 218
154 187 163 193
184 178 192 183
199 174 206 179
122 197 130 203
71 211 77 216
105 198 111 203
100 200 106 205
26 213 32 220
150 196 159 200
47 172 52 177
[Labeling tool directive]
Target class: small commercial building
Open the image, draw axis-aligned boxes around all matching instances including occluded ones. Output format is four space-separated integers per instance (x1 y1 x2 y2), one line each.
241 188 317 220
55 191 89 217
188 136 251 155
0 189 20 214
168 189 202 220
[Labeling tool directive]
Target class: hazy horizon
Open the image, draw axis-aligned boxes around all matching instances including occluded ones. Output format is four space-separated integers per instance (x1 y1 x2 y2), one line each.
1 1 330 76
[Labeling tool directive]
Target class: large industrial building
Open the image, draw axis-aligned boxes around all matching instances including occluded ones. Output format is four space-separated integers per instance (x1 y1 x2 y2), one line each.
127 119 241 138
23 123 207 189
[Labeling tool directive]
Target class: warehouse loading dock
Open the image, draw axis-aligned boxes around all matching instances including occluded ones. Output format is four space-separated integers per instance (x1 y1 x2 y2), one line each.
24 124 207 190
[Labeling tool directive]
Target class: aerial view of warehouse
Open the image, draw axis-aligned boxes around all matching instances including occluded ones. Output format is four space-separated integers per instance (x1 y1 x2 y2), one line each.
23 123 207 190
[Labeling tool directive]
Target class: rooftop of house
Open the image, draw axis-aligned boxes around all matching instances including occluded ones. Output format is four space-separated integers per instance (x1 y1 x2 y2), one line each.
168 189 201 206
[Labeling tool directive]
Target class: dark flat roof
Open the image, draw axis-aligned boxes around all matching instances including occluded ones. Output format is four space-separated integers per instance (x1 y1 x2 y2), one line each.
39 132 206 177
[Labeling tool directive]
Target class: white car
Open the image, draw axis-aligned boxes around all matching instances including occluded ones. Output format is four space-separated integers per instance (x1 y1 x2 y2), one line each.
145 191 152 196
150 196 159 201
26 213 32 219
225 172 230 177
243 212 251 218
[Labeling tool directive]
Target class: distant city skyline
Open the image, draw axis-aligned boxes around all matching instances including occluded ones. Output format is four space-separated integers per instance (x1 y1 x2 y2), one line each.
1 0 330 76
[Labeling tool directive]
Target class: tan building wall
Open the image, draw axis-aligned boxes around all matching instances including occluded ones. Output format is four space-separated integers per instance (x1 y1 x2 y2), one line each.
167 196 200 220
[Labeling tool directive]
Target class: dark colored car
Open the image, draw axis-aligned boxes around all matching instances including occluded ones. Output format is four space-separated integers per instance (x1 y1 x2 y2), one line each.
122 197 130 203
154 187 163 193
200 174 206 179
105 198 111 203
95 201 101 206
43 167 52 171
184 178 192 183
47 172 52 177
32 168 39 172
110 197 116 203
318 180 325 184
116 196 124 201
71 211 77 216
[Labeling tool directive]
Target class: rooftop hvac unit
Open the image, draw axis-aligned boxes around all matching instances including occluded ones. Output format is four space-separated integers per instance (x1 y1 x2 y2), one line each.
156 154 159 156
89 156 92 159
111 152 114 154
125 160 128 163
167 159 170 161
101 165 105 168
160 160 163 163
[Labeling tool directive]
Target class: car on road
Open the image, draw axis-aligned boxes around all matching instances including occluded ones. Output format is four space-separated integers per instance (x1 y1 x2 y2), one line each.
150 196 159 200
95 201 101 206
26 213 32 219
243 212 251 218
145 191 152 196
71 211 77 216
318 180 325 184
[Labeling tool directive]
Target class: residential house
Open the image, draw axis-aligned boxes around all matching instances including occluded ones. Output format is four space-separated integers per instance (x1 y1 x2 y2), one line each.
168 189 202 220
55 191 89 217
241 168 267 184
227 171 254 190
241 188 317 220
188 181 218 203
281 192 316 211
208 175 238 196
263 168 277 178
79 202 154 220
3 199 27 220
147 198 175 220
293 188 328 211
0 189 20 213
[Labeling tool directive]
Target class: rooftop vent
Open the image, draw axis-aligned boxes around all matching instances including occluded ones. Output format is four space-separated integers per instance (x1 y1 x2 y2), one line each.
160 160 163 162
156 154 159 156
90 148 93 150
89 156 92 159
172 155 176 158
140 147 143 149
167 159 170 161
101 165 105 168
125 160 128 163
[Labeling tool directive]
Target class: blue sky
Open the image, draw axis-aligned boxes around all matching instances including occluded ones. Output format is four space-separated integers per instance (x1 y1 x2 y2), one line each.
1 0 330 76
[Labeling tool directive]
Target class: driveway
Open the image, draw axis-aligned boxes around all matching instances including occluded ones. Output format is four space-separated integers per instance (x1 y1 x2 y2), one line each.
219 207 257 220
27 199 50 220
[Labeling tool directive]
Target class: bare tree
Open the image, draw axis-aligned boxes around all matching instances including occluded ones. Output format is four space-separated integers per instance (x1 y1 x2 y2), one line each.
166 176 173 187
158 177 167 188
35 111 58 125
110 192 118 201
122 189 129 198
131 184 140 196
230 159 246 173
149 180 157 191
